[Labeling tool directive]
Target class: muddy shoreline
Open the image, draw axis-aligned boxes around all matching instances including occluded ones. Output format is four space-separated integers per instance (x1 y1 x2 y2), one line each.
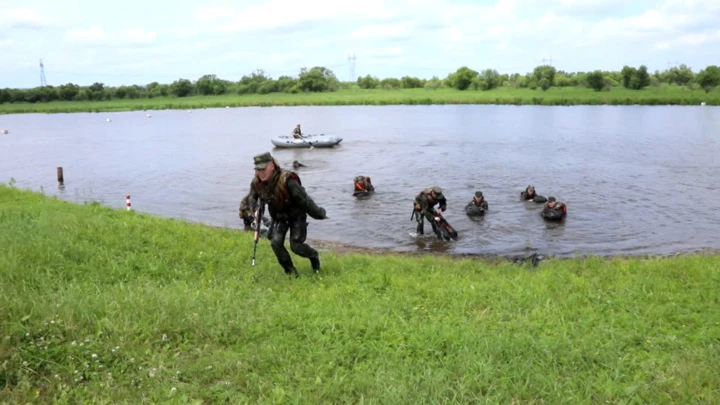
229 225 718 264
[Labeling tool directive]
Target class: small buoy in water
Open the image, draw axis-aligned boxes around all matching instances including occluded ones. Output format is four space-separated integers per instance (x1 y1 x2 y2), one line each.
106 118 112 122
1 129 8 134
225 106 230 108
701 102 706 106
146 113 152 118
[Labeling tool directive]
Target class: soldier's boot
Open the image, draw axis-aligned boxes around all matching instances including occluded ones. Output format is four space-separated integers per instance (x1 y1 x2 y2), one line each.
310 257 321 273
416 222 424 235
284 266 299 278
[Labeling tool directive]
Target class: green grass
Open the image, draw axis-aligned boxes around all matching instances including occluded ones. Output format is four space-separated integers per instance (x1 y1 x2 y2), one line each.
1 86 718 115
1 183 719 404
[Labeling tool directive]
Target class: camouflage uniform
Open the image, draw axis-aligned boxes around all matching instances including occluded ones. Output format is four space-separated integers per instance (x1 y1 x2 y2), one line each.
413 186 447 237
520 185 547 203
239 192 269 229
353 175 375 196
540 196 567 221
465 191 489 216
239 192 254 228
292 126 302 138
247 152 327 276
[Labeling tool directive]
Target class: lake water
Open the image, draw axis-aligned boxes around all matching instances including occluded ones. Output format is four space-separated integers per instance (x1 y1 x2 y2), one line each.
1 105 719 258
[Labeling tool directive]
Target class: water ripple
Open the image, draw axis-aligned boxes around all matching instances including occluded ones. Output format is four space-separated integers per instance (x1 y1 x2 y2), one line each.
1 105 719 257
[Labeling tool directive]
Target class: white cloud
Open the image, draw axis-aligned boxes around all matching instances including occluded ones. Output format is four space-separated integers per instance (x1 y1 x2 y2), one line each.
0 38 12 48
653 30 720 50
210 50 250 64
435 26 464 44
351 23 413 40
266 50 301 63
194 6 236 23
63 26 156 47
558 0 624 14
365 47 404 57
0 8 56 30
199 0 394 33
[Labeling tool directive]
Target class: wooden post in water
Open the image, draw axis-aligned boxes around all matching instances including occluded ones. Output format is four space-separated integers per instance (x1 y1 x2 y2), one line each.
57 167 64 186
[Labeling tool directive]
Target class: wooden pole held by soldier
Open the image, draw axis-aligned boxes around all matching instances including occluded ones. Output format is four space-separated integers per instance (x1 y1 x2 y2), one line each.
57 167 64 186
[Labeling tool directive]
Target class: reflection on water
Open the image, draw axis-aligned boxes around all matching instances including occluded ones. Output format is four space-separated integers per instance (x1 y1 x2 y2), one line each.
1 105 720 258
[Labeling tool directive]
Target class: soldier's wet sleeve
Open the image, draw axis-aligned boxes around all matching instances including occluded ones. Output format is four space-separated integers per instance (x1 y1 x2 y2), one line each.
438 196 448 212
288 178 326 219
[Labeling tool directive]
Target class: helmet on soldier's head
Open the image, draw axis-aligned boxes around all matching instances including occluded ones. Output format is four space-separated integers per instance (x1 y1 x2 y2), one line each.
548 196 556 202
474 191 483 198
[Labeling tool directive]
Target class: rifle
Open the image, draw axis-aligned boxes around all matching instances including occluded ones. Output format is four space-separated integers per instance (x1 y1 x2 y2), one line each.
251 200 266 266
433 213 458 240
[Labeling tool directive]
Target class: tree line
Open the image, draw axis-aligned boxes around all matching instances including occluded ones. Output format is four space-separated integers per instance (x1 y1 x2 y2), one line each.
1 64 719 104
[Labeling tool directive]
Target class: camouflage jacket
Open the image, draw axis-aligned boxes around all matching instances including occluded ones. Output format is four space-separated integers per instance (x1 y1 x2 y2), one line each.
248 168 326 222
354 176 375 192
414 188 447 215
465 199 488 211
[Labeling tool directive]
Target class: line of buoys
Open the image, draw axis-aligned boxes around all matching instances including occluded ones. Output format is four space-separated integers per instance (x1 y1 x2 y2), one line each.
1 129 8 134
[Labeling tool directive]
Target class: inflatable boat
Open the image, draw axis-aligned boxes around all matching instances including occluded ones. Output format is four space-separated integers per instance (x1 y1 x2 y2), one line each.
271 134 343 149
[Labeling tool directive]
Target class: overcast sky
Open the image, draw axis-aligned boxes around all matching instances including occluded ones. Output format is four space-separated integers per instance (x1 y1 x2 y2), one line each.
1 0 719 88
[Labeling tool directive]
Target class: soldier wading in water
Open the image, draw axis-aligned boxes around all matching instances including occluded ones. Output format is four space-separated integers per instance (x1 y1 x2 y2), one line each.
412 186 454 240
247 152 328 277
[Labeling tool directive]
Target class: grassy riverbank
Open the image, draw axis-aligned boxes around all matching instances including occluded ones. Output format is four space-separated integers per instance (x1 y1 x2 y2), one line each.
1 183 719 404
1 86 718 115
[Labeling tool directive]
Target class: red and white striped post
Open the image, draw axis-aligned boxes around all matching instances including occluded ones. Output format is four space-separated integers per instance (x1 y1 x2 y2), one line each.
125 195 132 211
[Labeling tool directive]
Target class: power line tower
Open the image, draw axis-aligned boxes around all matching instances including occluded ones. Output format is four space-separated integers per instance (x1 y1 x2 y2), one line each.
348 53 356 82
541 56 554 66
39 59 47 87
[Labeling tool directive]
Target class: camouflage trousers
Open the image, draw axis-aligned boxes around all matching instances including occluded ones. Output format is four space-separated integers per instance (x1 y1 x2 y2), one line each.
268 215 318 271
414 209 441 238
